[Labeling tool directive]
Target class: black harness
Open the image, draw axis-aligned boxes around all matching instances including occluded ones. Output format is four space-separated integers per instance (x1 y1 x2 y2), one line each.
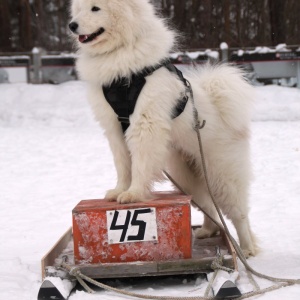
102 60 190 132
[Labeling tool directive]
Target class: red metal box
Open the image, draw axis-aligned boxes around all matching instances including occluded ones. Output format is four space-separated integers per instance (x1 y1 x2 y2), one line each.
72 193 192 264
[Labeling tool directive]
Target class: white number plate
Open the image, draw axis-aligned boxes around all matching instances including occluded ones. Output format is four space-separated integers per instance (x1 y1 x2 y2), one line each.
106 208 158 244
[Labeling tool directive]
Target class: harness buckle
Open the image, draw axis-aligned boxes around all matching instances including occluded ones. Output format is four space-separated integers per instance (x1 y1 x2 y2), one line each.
118 117 130 124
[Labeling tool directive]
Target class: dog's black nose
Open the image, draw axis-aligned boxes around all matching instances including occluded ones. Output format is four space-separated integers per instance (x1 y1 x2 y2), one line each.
69 22 79 33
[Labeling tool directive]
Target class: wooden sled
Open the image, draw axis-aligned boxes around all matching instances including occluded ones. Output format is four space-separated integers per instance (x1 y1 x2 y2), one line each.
41 226 238 279
38 194 241 300
38 227 240 299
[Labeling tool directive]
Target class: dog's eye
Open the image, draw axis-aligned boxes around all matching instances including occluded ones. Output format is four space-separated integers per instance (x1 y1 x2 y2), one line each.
91 6 100 12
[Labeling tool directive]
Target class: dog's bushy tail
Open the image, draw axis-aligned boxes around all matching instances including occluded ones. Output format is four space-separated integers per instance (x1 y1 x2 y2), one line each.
197 64 255 132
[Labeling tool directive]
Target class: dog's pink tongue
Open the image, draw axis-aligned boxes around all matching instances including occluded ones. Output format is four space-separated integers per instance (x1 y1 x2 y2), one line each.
79 35 89 43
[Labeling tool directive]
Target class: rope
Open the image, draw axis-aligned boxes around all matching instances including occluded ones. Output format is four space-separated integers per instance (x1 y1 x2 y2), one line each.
211 255 234 274
204 271 218 298
245 269 260 292
60 248 234 300
62 261 214 300
204 248 234 298
184 79 300 293
75 275 95 294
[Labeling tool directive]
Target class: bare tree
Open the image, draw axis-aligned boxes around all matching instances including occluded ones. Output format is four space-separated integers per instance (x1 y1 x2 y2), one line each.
18 0 33 51
0 0 11 51
285 0 300 45
269 0 286 45
0 0 299 52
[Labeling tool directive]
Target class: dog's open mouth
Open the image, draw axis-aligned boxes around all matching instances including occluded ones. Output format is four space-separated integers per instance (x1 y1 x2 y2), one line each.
79 27 105 43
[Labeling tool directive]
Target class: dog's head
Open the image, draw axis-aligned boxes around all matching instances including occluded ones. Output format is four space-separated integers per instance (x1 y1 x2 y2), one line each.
69 0 156 54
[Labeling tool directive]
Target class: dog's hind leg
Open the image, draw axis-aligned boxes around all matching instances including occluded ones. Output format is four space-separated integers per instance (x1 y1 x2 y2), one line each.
166 147 196 194
192 182 221 238
193 179 258 257
167 144 257 256
167 148 221 237
211 173 258 257
224 205 258 257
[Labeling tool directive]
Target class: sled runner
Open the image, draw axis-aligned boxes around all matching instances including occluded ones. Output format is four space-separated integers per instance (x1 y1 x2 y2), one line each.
38 193 241 300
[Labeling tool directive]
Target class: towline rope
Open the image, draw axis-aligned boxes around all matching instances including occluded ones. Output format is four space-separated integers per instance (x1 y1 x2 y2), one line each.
62 260 214 300
184 78 300 295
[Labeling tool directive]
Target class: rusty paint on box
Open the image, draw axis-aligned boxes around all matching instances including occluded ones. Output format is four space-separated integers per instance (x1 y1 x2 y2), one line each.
72 193 192 264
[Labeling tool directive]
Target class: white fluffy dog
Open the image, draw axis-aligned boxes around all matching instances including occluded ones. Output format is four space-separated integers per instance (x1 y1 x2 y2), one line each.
69 0 257 256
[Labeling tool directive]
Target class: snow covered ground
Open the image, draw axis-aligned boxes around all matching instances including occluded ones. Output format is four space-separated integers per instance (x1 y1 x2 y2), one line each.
0 81 300 299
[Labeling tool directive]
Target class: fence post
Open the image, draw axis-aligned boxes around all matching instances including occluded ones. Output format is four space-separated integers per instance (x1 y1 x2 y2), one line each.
297 61 300 89
32 47 42 84
220 42 229 63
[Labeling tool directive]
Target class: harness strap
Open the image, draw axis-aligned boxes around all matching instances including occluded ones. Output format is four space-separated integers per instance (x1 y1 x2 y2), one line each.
102 60 190 133
164 64 190 119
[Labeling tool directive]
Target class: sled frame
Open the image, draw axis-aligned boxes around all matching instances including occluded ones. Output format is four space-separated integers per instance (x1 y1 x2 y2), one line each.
41 226 237 280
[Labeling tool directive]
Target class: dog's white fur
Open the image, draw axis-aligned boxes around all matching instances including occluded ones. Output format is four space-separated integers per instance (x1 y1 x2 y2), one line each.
70 0 258 256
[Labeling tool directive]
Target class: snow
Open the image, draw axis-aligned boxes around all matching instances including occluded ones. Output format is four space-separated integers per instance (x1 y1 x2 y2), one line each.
236 44 292 55
171 44 295 60
275 43 290 52
0 81 300 299
238 50 244 57
170 50 219 61
0 56 30 60
220 42 228 50
32 47 40 54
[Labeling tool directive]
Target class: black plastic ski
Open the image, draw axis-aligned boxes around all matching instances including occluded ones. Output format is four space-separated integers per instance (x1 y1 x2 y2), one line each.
37 279 70 300
214 280 242 299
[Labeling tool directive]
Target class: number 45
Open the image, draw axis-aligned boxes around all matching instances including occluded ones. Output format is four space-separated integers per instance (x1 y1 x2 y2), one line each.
107 208 158 244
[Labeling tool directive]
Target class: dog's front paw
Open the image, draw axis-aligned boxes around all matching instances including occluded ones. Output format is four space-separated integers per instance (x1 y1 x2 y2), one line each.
117 190 144 204
105 188 124 201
